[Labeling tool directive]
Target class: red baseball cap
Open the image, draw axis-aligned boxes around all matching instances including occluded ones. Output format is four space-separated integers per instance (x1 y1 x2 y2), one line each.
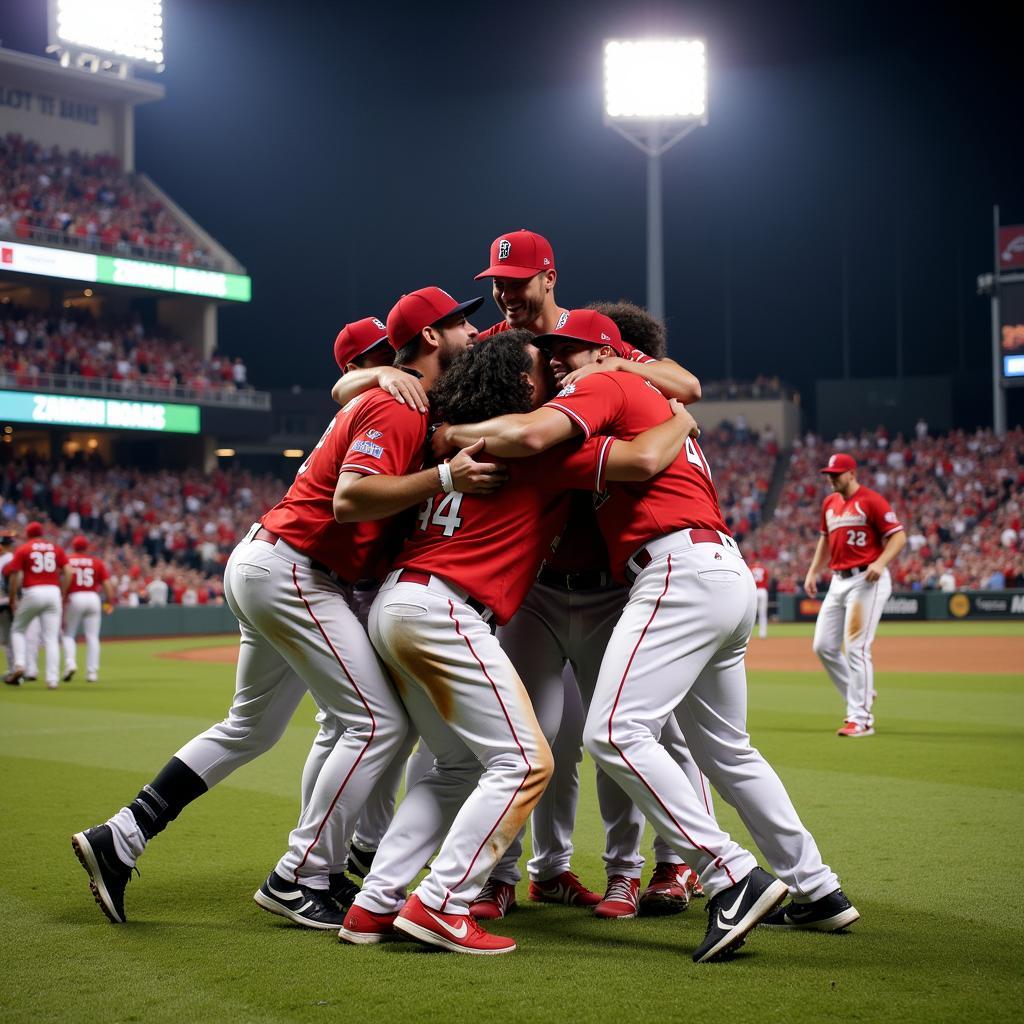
334 317 389 371
25 521 43 538
820 453 857 474
475 230 555 280
534 309 628 357
71 535 89 551
386 287 484 350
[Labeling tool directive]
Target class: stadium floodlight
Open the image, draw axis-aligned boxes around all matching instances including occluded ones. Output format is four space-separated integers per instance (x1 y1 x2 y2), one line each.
603 38 708 320
49 0 165 71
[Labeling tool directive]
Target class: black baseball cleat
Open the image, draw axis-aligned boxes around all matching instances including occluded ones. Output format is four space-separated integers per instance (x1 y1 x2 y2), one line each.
692 867 788 964
346 843 376 880
329 872 360 910
761 888 860 931
72 825 134 924
4 668 24 686
63 667 76 682
253 871 347 930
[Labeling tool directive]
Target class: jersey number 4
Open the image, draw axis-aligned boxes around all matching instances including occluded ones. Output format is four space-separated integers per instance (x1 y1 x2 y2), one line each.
416 493 464 537
685 437 712 479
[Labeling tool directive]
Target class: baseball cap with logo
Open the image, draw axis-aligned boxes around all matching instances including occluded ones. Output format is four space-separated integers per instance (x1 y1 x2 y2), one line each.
334 317 389 371
820 453 857 474
386 287 484 350
71 535 89 552
25 521 43 538
475 230 556 280
534 309 629 357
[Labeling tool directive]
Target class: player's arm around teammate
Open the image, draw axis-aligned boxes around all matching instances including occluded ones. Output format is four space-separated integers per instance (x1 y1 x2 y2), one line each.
340 335 693 953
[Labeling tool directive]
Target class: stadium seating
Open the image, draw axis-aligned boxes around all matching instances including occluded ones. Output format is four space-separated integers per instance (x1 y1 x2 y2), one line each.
749 427 1024 592
0 133 216 269
0 305 250 396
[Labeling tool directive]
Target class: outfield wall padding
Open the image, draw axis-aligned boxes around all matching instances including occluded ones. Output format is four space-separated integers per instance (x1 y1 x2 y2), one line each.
104 605 238 638
778 590 1024 622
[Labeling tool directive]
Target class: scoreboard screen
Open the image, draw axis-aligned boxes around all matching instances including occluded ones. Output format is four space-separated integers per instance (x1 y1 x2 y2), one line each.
1002 280 1024 382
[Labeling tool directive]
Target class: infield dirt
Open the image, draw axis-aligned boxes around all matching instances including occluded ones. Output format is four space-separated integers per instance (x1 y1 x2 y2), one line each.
160 634 1022 675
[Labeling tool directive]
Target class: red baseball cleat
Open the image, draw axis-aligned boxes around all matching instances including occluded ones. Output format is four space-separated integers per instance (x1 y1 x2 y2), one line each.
337 903 399 944
469 877 517 920
394 893 516 955
836 720 875 738
528 870 601 908
639 862 696 915
594 875 640 919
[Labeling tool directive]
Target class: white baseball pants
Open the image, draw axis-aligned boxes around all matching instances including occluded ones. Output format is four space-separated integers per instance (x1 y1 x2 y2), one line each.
756 587 768 639
495 581 713 882
357 573 553 916
0 607 12 672
584 531 839 901
812 569 891 728
62 591 102 678
11 585 61 685
174 532 409 888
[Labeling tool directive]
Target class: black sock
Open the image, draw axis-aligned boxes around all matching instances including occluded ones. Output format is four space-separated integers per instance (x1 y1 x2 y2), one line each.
129 757 208 840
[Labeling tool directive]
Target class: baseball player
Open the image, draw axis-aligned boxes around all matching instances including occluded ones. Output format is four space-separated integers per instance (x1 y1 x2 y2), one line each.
61 535 115 683
804 452 906 737
339 331 696 953
4 522 70 690
436 311 860 962
71 292 500 930
748 555 770 639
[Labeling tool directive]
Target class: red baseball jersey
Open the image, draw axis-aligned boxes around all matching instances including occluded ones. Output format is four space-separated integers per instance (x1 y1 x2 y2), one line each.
478 318 656 364
749 563 769 590
66 555 110 594
261 388 427 582
8 540 68 587
820 486 903 571
545 372 729 581
395 438 610 624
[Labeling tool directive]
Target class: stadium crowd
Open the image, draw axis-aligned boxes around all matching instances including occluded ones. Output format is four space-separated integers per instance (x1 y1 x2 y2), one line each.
0 460 285 606
1 421 1021 606
0 133 215 269
752 426 1024 593
0 305 250 395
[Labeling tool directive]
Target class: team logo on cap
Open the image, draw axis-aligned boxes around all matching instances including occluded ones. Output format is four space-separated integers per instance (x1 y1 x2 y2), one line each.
556 311 569 330
498 239 511 260
829 455 839 467
600 332 610 341
372 318 385 330
543 258 550 266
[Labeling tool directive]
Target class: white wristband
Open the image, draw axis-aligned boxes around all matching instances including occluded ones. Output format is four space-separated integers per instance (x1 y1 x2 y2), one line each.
438 462 454 494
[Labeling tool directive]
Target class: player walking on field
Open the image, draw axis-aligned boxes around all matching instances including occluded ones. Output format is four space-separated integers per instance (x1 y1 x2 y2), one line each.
71 292 502 929
440 311 860 962
3 521 70 690
339 332 696 954
748 557 770 639
61 535 116 684
804 452 906 737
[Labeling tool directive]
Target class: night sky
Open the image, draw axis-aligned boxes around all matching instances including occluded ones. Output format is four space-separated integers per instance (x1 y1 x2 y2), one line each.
2 0 1022 427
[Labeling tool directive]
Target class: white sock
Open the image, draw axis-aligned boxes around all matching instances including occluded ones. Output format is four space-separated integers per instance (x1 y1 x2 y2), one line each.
107 806 148 865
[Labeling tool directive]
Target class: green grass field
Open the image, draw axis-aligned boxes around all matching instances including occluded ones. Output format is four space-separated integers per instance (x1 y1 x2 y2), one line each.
2 623 1023 1024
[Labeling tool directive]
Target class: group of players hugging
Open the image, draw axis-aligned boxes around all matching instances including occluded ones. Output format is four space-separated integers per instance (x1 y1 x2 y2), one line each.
73 230 859 963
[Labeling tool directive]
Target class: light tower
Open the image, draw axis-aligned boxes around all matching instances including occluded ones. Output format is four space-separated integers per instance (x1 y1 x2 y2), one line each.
603 38 708 321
